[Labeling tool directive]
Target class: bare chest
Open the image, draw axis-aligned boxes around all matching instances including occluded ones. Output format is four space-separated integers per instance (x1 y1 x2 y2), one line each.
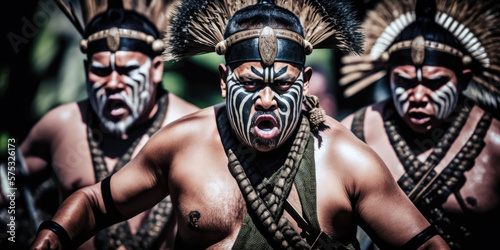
367 121 500 214
170 150 318 249
170 156 246 248
50 126 148 195
50 127 95 193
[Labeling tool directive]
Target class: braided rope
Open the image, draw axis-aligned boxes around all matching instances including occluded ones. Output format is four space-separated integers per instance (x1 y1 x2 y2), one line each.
219 110 311 249
385 100 493 249
385 102 471 200
88 92 173 249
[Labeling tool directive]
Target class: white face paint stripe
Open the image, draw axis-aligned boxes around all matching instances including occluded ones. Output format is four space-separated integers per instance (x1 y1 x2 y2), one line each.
110 53 116 72
239 90 254 145
270 68 274 84
87 56 153 136
390 81 410 117
121 58 152 118
417 68 423 82
430 81 458 119
91 61 106 68
227 73 253 146
391 80 458 120
125 60 140 67
225 69 305 148
275 73 304 145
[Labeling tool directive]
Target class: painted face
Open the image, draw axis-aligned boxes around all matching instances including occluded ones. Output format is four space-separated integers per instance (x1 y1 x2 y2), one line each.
225 62 305 152
390 65 460 133
87 51 155 136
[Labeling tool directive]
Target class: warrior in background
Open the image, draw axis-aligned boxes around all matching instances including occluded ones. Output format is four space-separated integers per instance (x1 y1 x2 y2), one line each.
341 0 500 248
20 0 198 248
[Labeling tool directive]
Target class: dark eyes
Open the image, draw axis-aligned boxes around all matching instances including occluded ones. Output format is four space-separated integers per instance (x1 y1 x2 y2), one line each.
90 65 140 77
274 81 292 92
394 75 449 90
117 65 140 74
426 77 449 90
90 66 112 77
394 75 414 87
241 81 292 92
242 81 260 91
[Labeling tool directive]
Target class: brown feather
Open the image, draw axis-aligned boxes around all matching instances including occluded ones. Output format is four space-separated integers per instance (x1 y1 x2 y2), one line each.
342 0 500 97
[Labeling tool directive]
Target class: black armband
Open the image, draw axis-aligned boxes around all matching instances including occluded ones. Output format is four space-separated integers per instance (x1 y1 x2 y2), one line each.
399 225 439 250
37 220 72 249
101 175 126 224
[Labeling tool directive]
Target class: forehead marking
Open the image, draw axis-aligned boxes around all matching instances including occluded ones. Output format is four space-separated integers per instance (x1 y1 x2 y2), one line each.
417 68 423 82
110 53 116 72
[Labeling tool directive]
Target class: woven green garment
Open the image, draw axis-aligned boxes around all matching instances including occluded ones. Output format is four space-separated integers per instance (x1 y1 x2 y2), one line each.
231 131 317 249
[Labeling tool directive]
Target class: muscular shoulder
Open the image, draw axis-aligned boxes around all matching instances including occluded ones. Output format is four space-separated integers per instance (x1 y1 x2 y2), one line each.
23 101 86 143
316 116 393 193
142 106 218 159
163 93 200 125
340 101 386 130
482 108 500 157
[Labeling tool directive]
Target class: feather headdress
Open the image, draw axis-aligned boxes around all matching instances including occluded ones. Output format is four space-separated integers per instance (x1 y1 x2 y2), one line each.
163 0 363 62
54 0 174 55
340 0 500 109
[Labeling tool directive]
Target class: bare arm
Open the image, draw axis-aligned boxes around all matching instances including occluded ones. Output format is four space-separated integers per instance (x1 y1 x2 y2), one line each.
30 124 172 249
321 118 448 249
350 141 448 249
20 115 53 177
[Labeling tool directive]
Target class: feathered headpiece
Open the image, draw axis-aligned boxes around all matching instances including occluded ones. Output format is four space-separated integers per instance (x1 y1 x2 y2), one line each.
163 0 363 65
54 0 174 56
340 0 500 109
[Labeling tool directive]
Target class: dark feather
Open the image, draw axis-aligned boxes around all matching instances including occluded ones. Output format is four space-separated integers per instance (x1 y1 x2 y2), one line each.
164 0 364 61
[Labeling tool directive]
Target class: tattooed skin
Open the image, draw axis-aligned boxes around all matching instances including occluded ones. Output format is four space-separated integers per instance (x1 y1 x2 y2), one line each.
88 53 154 136
390 81 458 120
225 65 304 149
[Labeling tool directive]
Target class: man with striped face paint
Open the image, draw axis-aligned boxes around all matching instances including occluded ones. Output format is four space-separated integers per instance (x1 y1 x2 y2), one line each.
342 0 500 248
20 1 199 249
32 1 449 249
389 64 468 133
222 62 309 152
87 50 159 137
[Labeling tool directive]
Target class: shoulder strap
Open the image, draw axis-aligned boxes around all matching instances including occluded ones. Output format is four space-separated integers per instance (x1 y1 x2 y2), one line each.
350 107 367 143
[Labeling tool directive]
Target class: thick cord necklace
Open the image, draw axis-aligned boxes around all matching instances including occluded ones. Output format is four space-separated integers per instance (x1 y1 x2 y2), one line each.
88 91 173 249
218 109 311 250
384 101 492 249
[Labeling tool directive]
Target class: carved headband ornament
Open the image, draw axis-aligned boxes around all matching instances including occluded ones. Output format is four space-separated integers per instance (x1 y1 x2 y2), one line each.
215 26 313 66
54 0 172 56
80 27 165 54
381 35 472 68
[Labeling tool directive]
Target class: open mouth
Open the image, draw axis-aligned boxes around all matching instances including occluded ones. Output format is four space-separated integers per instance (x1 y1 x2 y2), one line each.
253 115 279 139
105 97 129 119
408 112 431 125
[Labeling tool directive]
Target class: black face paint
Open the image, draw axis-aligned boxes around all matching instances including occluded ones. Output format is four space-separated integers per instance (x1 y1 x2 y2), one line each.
225 65 304 150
